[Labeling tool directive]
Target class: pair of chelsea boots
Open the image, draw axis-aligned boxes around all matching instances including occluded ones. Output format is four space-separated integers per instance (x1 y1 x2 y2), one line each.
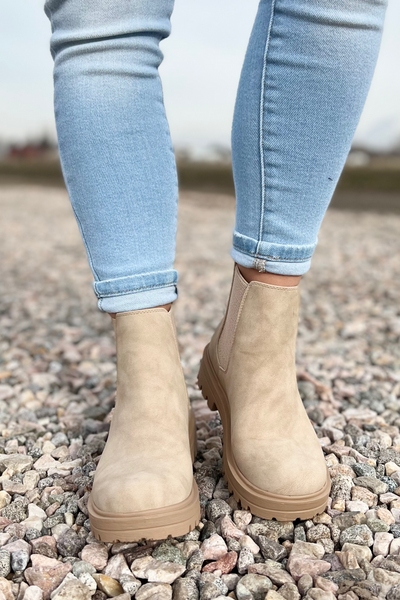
88 265 330 542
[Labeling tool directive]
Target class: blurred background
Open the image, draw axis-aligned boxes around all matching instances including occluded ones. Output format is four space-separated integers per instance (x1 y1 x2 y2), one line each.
0 0 399 209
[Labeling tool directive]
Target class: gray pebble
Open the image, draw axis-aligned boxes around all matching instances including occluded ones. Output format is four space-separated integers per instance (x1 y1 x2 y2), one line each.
206 499 232 522
257 536 287 562
0 550 10 577
237 547 255 575
339 524 374 547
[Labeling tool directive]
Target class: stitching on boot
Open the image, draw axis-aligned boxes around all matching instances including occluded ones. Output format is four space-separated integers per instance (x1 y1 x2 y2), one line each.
116 308 168 318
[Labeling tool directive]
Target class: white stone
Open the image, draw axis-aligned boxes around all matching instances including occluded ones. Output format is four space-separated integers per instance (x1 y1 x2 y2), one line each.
42 441 56 454
373 532 393 557
233 510 252 531
23 471 40 491
385 462 400 477
23 586 44 600
345 500 369 513
22 517 43 532
146 561 185 584
51 524 70 539
391 508 400 523
0 492 11 509
78 573 97 594
28 504 47 520
389 538 400 556
131 556 155 579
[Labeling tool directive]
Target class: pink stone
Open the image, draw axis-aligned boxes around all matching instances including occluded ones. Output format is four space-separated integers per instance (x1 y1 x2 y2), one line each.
324 443 351 458
0 519 11 531
200 534 228 560
25 561 72 600
30 555 60 568
103 553 131 579
0 577 13 600
30 536 57 554
3 538 31 555
379 493 400 504
307 589 336 600
239 535 260 555
376 507 395 525
81 543 109 570
314 576 338 594
33 455 58 471
202 551 238 575
351 486 377 507
220 516 244 540
287 554 331 582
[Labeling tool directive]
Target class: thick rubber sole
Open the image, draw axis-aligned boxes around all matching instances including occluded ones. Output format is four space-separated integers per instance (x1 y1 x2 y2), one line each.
88 408 201 542
197 344 331 521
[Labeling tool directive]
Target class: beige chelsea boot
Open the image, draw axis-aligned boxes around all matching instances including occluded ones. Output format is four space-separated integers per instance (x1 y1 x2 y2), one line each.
198 265 330 521
88 307 200 542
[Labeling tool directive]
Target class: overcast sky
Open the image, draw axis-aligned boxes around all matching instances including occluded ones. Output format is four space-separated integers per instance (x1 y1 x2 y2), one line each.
0 0 399 152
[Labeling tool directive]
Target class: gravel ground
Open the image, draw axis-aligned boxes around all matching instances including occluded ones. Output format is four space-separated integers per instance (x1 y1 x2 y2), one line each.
0 185 399 600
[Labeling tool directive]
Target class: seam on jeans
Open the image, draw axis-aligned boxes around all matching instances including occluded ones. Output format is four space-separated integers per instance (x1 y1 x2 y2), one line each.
94 270 177 285
232 243 312 262
94 281 177 298
257 0 277 257
59 154 101 280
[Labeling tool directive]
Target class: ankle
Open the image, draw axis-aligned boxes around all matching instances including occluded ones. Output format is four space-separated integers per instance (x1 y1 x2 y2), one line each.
237 264 301 287
108 303 172 320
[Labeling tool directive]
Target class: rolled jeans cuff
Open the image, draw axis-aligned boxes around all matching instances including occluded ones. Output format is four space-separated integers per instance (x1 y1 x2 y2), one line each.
231 231 315 276
93 269 178 313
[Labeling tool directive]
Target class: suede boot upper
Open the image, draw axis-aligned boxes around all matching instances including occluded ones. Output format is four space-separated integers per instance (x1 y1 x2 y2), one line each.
208 265 327 497
91 308 194 513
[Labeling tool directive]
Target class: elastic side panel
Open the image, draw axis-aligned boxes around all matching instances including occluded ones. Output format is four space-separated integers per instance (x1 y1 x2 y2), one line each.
217 266 248 371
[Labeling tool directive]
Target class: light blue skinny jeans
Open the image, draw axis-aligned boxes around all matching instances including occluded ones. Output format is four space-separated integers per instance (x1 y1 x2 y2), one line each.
44 0 387 312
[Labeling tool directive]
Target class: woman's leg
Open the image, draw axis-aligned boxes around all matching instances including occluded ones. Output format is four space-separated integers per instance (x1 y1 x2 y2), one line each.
198 0 387 520
45 0 179 312
45 0 200 541
231 0 387 276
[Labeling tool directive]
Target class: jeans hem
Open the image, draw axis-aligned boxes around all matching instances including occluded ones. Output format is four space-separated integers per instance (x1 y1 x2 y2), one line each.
93 269 178 312
232 231 314 276
97 284 178 313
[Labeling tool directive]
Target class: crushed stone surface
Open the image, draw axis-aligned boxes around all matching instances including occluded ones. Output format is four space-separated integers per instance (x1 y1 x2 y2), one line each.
0 186 399 599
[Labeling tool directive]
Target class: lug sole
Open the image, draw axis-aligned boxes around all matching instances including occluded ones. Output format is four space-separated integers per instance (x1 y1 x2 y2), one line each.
197 344 331 521
88 408 200 542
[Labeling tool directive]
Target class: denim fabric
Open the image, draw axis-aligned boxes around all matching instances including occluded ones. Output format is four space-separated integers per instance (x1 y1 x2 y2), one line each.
231 0 387 275
45 0 387 310
44 0 178 312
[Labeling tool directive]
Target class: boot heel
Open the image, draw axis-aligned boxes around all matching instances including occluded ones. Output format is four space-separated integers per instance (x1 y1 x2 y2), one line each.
197 346 217 411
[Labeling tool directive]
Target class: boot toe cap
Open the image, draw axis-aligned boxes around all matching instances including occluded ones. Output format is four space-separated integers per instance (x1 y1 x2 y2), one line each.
233 438 328 497
92 470 193 514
